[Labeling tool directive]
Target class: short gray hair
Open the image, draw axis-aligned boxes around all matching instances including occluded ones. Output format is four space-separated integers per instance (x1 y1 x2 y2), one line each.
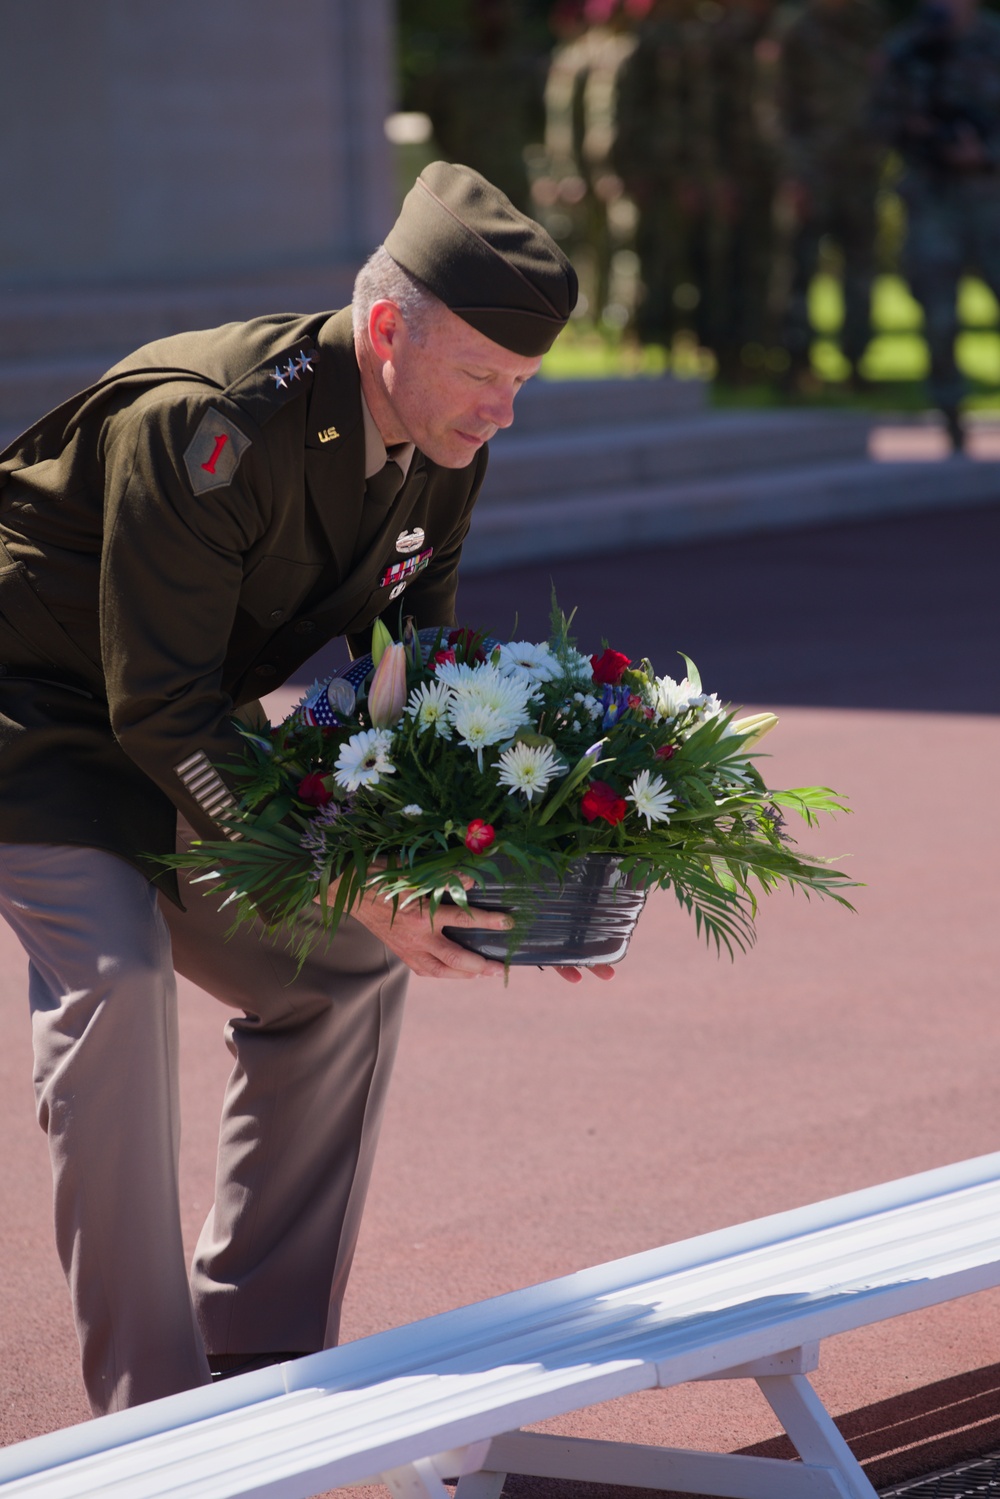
352 245 443 344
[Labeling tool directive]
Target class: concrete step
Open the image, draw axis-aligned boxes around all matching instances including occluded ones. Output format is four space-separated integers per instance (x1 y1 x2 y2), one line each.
459 451 1000 572
486 408 873 497
510 374 705 432
0 264 356 362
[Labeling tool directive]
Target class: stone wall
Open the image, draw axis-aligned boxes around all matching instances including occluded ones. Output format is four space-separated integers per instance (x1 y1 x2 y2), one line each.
0 0 395 289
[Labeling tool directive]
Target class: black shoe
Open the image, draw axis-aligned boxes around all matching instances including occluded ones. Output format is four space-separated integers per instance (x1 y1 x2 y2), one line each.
942 406 967 452
208 1351 309 1381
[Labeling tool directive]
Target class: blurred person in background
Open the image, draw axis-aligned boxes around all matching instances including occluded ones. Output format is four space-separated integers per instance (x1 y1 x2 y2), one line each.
616 0 717 351
415 0 543 214
538 0 645 324
614 0 686 345
710 0 783 383
779 0 887 395
872 0 1000 449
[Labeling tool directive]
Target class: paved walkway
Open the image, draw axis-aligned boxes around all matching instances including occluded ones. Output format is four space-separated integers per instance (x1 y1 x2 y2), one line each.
1 503 998 1496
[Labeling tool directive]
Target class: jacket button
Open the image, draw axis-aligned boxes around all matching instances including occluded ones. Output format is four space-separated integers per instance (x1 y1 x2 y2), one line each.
294 619 316 634
254 663 278 678
269 608 284 621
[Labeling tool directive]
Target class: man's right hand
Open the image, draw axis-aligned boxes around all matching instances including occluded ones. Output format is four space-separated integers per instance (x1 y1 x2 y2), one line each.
348 884 513 979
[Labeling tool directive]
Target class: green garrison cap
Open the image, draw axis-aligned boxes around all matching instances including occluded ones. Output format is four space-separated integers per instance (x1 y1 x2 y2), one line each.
383 161 578 357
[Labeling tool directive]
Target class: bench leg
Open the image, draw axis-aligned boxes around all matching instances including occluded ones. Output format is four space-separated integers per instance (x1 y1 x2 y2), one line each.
756 1374 879 1499
453 1471 507 1499
382 1457 455 1498
463 1429 855 1499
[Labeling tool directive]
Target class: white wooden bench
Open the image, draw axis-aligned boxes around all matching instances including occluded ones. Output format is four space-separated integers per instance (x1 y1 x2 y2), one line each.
3 1151 1000 1499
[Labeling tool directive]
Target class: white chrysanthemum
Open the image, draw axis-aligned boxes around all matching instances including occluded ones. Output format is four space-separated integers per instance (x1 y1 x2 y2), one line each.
627 769 676 827
461 664 532 711
496 741 563 801
432 659 478 686
405 680 453 738
334 728 396 792
450 702 514 768
649 674 711 721
496 641 560 686
402 803 424 817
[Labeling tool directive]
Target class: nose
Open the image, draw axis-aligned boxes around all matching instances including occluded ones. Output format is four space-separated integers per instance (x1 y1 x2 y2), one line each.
478 383 517 431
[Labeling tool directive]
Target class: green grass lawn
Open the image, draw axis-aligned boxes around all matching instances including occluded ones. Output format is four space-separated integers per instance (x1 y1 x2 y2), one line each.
541 273 1000 410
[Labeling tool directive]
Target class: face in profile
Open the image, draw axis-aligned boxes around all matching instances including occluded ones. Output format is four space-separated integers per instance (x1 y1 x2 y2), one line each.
367 302 543 469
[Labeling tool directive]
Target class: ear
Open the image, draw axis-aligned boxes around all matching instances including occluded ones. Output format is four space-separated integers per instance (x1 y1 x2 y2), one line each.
368 301 406 365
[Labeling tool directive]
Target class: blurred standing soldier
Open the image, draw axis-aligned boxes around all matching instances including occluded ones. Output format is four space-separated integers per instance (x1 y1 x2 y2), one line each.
536 1 594 288
615 0 686 345
779 0 887 393
873 0 1000 448
711 0 783 381
417 0 543 215
538 0 643 323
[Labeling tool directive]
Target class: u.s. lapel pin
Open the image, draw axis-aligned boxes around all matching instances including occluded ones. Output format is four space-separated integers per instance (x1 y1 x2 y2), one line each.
317 426 340 444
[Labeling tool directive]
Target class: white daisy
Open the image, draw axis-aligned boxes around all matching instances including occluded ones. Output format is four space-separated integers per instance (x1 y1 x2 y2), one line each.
333 728 396 792
450 701 513 769
496 641 560 686
496 741 563 801
405 680 453 738
627 769 676 827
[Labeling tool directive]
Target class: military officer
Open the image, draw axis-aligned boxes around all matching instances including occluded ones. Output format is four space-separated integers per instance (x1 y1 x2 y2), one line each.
0 163 591 1416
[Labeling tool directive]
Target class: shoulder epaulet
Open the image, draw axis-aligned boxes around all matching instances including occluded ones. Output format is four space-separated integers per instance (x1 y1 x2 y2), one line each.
224 340 320 429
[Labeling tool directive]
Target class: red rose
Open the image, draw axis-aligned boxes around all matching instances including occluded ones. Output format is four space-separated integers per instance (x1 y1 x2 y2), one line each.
464 819 496 853
580 780 628 825
433 648 457 667
448 627 487 664
591 648 631 685
298 772 333 807
655 743 676 761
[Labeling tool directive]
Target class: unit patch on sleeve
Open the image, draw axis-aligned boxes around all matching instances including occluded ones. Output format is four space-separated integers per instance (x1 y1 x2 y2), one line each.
379 546 434 594
183 409 252 495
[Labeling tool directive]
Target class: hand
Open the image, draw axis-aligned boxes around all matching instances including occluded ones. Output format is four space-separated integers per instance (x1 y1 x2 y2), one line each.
554 963 617 985
348 883 512 980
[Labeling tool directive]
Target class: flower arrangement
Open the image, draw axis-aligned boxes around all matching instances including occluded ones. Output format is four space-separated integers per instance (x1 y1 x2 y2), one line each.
174 603 854 963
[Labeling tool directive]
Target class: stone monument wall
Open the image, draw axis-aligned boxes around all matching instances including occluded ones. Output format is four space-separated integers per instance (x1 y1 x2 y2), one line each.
0 0 395 288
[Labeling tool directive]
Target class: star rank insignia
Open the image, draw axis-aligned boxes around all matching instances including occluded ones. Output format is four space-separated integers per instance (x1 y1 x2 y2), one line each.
270 348 316 390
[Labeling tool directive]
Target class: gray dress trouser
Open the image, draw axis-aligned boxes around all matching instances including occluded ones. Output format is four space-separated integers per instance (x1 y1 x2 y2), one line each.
0 829 408 1416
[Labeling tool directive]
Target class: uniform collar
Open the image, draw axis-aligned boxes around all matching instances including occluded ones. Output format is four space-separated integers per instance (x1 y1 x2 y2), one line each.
360 389 415 481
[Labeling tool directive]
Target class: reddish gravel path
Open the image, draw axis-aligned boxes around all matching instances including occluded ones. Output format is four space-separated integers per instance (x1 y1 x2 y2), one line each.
2 504 999 1495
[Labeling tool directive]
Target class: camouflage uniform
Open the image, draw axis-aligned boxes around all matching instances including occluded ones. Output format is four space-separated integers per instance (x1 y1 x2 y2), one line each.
872 5 1000 428
780 0 887 379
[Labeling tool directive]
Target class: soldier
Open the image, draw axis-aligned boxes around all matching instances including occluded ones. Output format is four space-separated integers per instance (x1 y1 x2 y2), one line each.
539 0 643 323
779 0 887 392
0 163 600 1416
710 0 783 381
873 0 1000 448
415 0 543 215
614 0 685 345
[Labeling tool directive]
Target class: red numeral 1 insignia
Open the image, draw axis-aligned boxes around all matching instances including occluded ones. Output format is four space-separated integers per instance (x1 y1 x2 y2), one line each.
201 434 229 474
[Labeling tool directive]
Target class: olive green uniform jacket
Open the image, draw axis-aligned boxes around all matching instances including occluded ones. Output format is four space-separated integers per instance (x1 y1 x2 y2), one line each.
0 308 487 896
